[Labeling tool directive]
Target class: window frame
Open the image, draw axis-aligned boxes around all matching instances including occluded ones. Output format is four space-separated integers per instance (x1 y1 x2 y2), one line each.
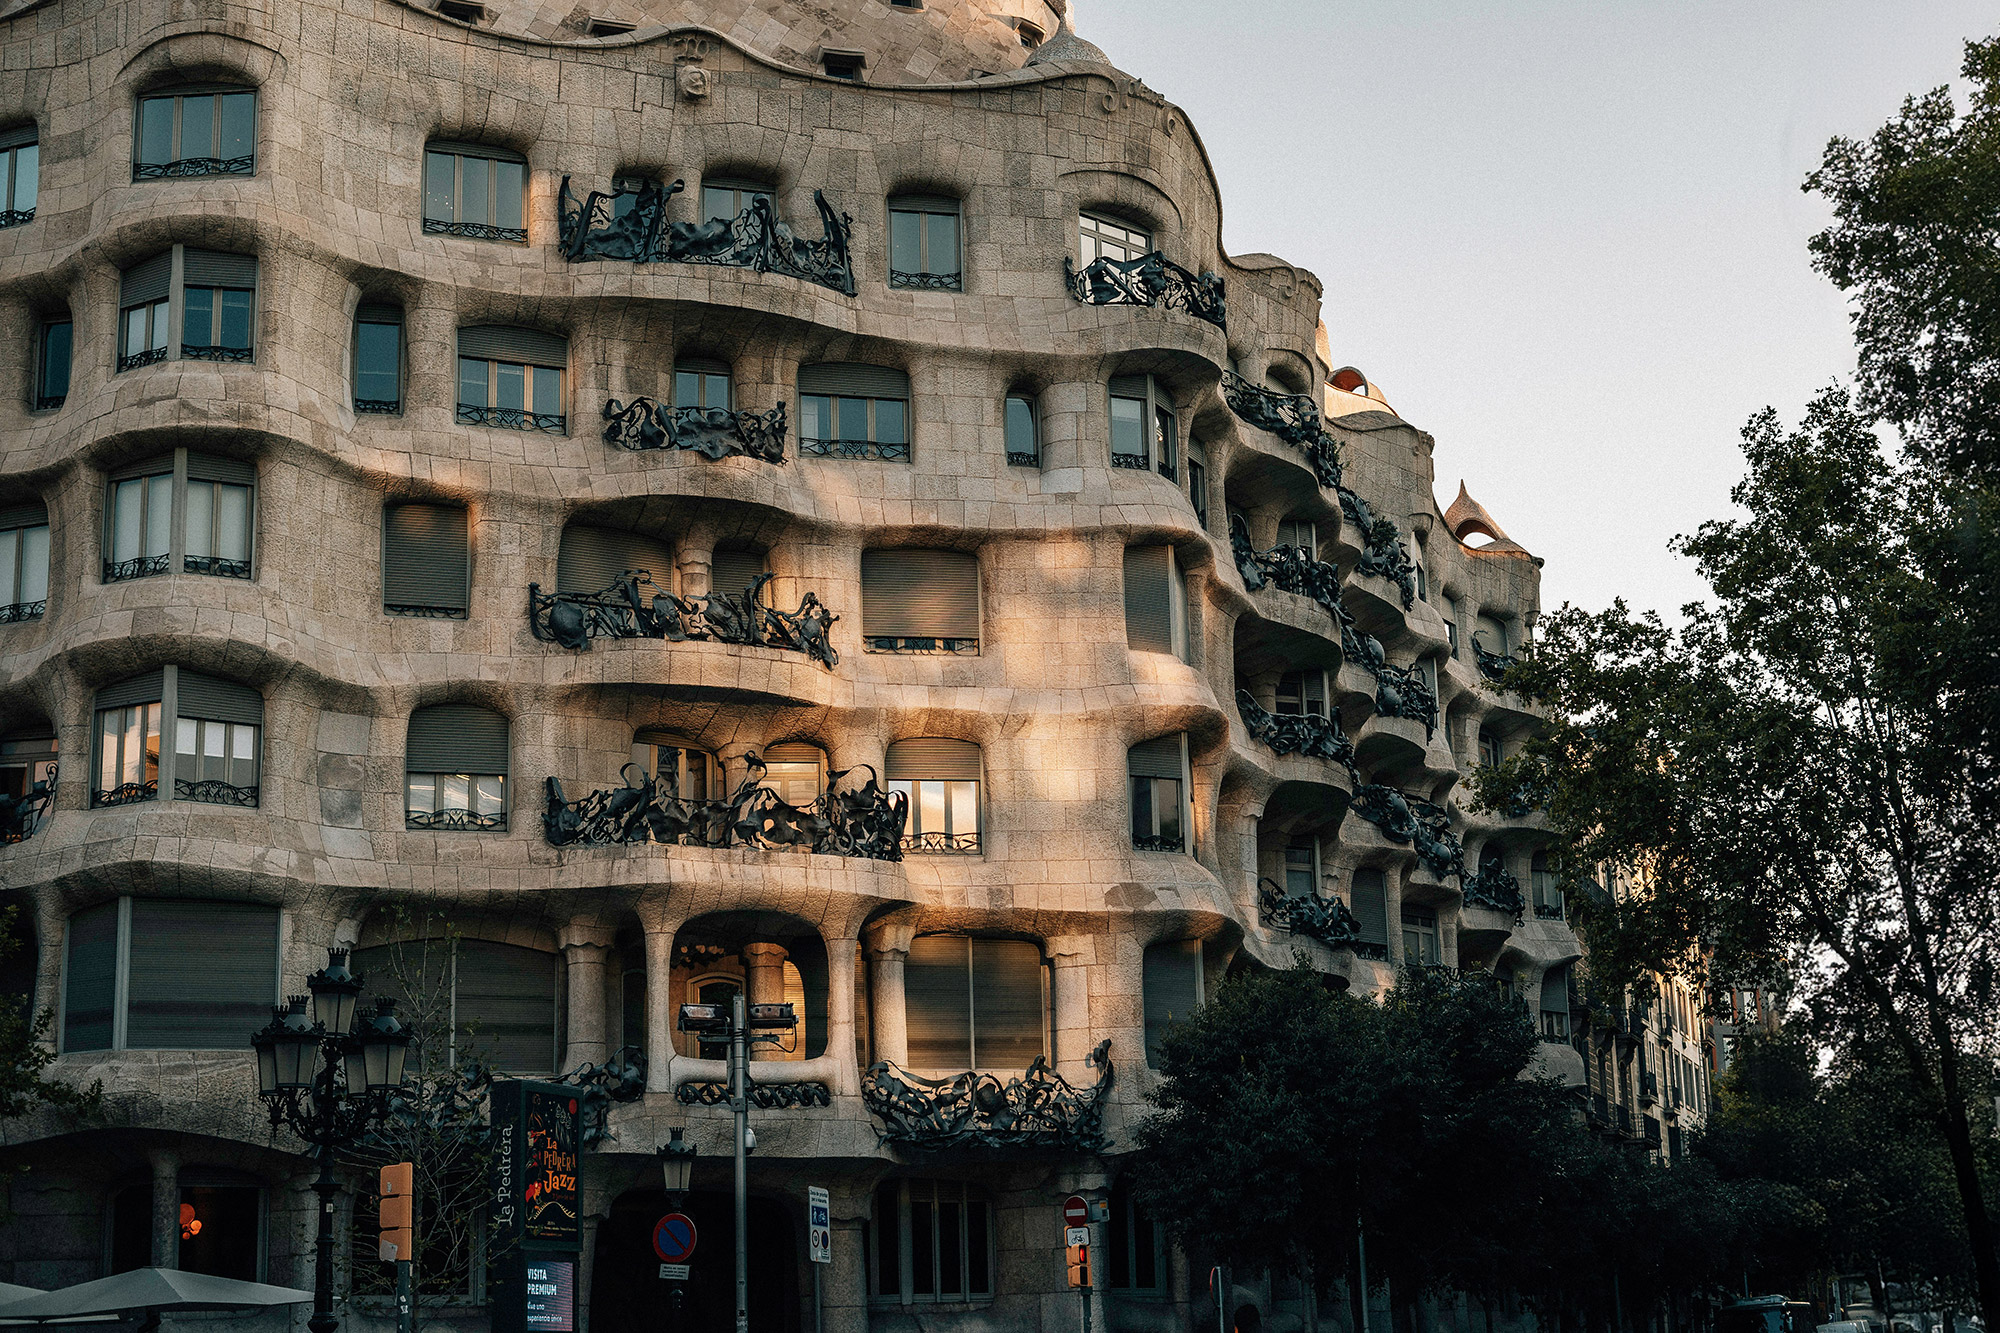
403 770 509 831
0 512 50 621
60 897 281 1054
172 715 261 806
1108 374 1177 480
700 178 773 226
0 129 37 227
1186 439 1209 528
887 197 963 291
673 361 733 410
1127 735 1189 854
119 296 171 373
457 355 567 433
132 86 257 180
354 307 405 415
179 282 255 362
103 450 257 583
868 1179 995 1307
633 734 721 805
1079 210 1152 265
798 392 910 462
34 317 70 410
1400 905 1440 966
1003 394 1038 467
92 701 162 808
423 143 528 243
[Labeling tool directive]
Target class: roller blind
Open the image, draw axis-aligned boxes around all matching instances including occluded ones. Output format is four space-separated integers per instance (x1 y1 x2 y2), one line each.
557 525 672 595
182 250 257 288
457 326 567 367
428 140 525 162
126 900 279 1049
1351 869 1388 946
764 742 823 764
455 940 556 1074
1108 374 1148 399
96 670 165 711
186 452 256 486
904 935 971 1069
860 549 979 640
0 125 35 151
0 500 47 530
885 738 981 782
675 356 729 376
1541 965 1569 1015
1143 939 1201 1068
61 902 119 1052
382 504 469 611
357 303 403 324
797 364 909 398
1126 735 1183 781
888 194 960 214
710 547 764 596
176 671 262 726
121 253 172 307
407 704 508 774
1123 546 1173 653
110 454 174 482
970 938 1044 1068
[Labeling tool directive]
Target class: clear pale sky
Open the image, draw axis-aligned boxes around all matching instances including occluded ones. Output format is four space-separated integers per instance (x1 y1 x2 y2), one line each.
1082 0 1992 617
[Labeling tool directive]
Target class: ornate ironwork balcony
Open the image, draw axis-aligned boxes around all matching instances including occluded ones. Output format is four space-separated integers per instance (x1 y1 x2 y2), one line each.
181 343 253 363
423 217 528 243
406 808 508 831
1534 901 1567 921
1132 832 1185 853
548 1048 648 1145
1219 371 1343 488
457 404 566 434
558 176 858 296
0 207 32 229
118 348 167 372
133 155 254 180
801 437 910 462
1462 862 1523 915
0 600 46 624
1064 251 1226 330
1229 514 1349 628
865 635 978 655
1472 635 1519 685
92 780 158 809
678 1079 831 1109
529 569 839 668
1337 486 1418 609
104 554 170 582
602 397 786 463
890 269 962 291
543 751 907 861
1341 628 1437 734
0 767 55 846
1236 690 1355 768
1258 876 1367 951
185 555 251 578
861 1039 1112 1152
354 398 400 416
175 778 259 807
34 395 64 411
1347 785 1464 882
903 831 981 854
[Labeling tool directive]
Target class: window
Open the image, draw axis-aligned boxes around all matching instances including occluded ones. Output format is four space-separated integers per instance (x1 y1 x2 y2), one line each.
1141 939 1201 1069
118 253 171 371
1414 553 1428 602
1004 395 1038 466
821 49 865 81
1107 1177 1165 1292
61 898 279 1051
104 451 255 582
457 326 568 432
0 727 57 845
860 548 979 653
798 364 911 461
34 318 70 410
620 967 646 1053
886 738 981 853
558 524 672 598
701 177 772 225
134 86 255 179
405 704 508 831
354 304 404 414
1400 905 1439 966
354 937 556 1072
1351 868 1389 957
888 195 962 290
759 742 825 807
1187 440 1209 527
436 0 486 21
632 733 720 804
674 357 732 409
1531 851 1563 918
175 1176 264 1281
870 1179 993 1304
424 141 527 242
383 503 470 617
92 672 162 807
1016 20 1043 47
1276 670 1326 716
1444 596 1460 656
180 251 257 362
904 935 1046 1070
587 18 636 36
711 545 765 597
1284 838 1317 896
1123 545 1189 661
1277 517 1315 560
0 728 57 804
1127 734 1187 853
0 125 36 226
90 668 261 808
1080 211 1151 265
0 502 49 621
1478 728 1502 769
1107 374 1176 479
1475 613 1508 657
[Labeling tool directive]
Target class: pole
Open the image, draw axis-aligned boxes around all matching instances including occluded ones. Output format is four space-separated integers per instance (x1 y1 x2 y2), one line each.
732 992 749 1333
1082 1275 1092 1333
813 1261 822 1333
395 1259 412 1333
1357 1224 1371 1333
310 1150 340 1333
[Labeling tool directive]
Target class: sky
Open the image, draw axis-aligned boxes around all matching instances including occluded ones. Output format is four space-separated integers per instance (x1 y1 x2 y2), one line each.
1081 0 1993 617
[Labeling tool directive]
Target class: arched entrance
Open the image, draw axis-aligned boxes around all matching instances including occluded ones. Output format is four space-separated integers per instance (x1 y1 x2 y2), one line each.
592 1187 801 1333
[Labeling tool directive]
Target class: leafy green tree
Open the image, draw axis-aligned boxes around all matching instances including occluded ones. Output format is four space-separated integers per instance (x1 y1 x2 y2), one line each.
0 904 99 1124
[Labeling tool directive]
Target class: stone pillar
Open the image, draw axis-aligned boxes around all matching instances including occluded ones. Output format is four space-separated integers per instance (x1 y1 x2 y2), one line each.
149 1149 179 1268
561 925 615 1071
1046 935 1098 1079
824 1181 873 1333
825 936 861 1096
641 913 681 1093
744 942 789 1063
862 920 915 1068
577 1214 602 1333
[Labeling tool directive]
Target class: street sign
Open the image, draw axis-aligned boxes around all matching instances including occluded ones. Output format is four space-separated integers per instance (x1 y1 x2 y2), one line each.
1061 1194 1089 1227
1065 1226 1090 1247
808 1187 831 1264
652 1212 698 1264
657 1264 690 1281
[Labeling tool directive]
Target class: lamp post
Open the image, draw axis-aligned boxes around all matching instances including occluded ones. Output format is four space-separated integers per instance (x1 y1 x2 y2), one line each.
657 1126 697 1204
250 947 411 1333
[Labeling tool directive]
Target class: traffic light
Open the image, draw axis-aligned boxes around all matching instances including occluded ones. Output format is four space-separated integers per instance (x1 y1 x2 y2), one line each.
1065 1241 1090 1289
379 1161 414 1262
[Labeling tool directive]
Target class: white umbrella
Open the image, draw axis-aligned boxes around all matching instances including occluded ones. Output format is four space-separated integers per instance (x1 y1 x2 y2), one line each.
0 1269 310 1327
0 1287 40 1307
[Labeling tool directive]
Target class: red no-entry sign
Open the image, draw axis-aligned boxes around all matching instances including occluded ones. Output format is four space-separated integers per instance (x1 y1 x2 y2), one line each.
1062 1195 1089 1228
652 1213 697 1264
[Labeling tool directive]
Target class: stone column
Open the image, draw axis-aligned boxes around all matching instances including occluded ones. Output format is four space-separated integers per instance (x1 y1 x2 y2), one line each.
1045 935 1098 1079
561 925 615 1071
640 911 681 1093
862 920 915 1068
824 1181 874 1333
825 936 861 1096
743 942 789 1063
149 1149 179 1268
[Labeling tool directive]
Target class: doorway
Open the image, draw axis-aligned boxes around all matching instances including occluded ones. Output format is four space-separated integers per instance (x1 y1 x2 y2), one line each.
591 1187 801 1333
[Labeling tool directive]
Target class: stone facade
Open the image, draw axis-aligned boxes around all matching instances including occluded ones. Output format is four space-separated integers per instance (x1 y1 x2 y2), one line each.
0 1 1579 1330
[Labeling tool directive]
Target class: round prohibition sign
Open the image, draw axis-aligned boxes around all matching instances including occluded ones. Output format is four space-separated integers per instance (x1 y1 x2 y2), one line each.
652 1212 697 1264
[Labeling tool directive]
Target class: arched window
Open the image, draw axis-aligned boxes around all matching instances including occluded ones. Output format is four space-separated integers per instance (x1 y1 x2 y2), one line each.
105 450 255 583
1141 939 1201 1069
887 194 962 290
798 364 910 462
861 548 979 653
354 937 556 1073
134 84 256 179
1127 735 1187 853
172 671 263 806
0 124 37 228
904 935 1045 1070
62 898 279 1052
424 141 527 242
1475 613 1508 657
886 738 980 853
1108 374 1176 479
404 704 508 830
92 671 163 807
457 326 567 432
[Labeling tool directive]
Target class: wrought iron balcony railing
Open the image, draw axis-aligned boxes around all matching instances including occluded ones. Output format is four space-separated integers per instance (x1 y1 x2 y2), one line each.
1229 514 1350 628
1462 861 1523 915
602 397 787 463
185 555 251 578
175 778 258 807
1110 452 1148 471
134 155 254 180
0 766 55 846
354 398 400 416
1534 901 1567 920
678 1078 831 1109
557 176 858 296
0 207 32 228
1337 486 1418 609
1348 785 1465 882
543 751 907 861
1064 251 1226 329
104 554 170 582
386 603 468 620
801 436 911 462
92 779 158 809
1219 371 1343 488
33 394 63 411
118 347 167 372
1236 690 1355 768
862 1039 1112 1152
1007 450 1039 468
457 404 566 434
1472 635 1520 685
423 218 528 243
865 635 977 655
0 600 46 624
529 569 839 668
889 269 962 291
1342 627 1437 734
406 807 508 831
1258 876 1369 952
1132 832 1185 853
902 830 981 855
181 343 253 363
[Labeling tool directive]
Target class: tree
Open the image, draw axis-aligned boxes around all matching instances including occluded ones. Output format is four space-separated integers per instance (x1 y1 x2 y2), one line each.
0 904 100 1124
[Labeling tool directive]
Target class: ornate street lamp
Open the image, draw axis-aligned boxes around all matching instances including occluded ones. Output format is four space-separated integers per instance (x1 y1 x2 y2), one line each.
250 947 411 1333
658 1126 697 1203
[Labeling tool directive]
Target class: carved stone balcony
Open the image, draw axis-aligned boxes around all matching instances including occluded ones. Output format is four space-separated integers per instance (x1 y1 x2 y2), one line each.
133 155 254 180
1342 628 1437 734
1347 785 1464 882
1230 515 1349 629
529 570 839 667
1462 862 1523 916
1236 690 1355 769
861 1040 1112 1151
542 751 907 861
0 768 55 846
602 397 786 464
1064 252 1225 329
558 176 858 296
1258 876 1367 952
1219 371 1342 488
1338 486 1418 609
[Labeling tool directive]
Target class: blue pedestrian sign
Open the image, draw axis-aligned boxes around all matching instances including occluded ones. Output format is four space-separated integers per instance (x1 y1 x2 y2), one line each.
652 1213 697 1265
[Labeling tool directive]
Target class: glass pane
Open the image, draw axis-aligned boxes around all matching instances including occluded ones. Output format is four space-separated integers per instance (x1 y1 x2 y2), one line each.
203 720 227 785
217 485 250 561
1130 777 1151 841
800 395 831 440
874 1183 900 1296
439 773 470 811
910 1199 934 1296
700 185 736 224
231 723 255 762
13 143 35 211
112 480 142 562
150 301 169 350
475 774 506 814
458 357 488 408
947 781 978 838
424 152 455 222
1155 779 1182 843
121 708 141 784
1110 395 1144 456
405 773 435 813
219 289 253 349
40 321 70 398
356 322 400 402
145 705 161 784
937 1197 962 1297
916 781 945 838
494 160 524 230
138 98 174 165
673 370 701 408
459 154 490 225
145 475 173 557
0 536 16 604
1134 1206 1156 1287
497 363 525 411
124 308 147 359
836 397 868 442
1155 405 1177 467
874 398 906 445
532 366 562 415
705 374 730 408
889 210 921 273
219 93 254 161
19 526 47 602
182 287 214 347
1005 397 1035 454
98 712 119 791
926 212 958 274
179 96 214 159
183 481 214 559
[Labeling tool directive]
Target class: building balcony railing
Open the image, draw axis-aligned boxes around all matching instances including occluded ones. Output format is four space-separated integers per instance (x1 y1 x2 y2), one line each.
0 767 56 846
862 1039 1112 1152
185 555 251 579
557 177 858 296
34 394 63 411
385 604 467 620
901 830 981 855
1462 862 1524 916
1007 450 1039 468
889 269 961 291
175 778 258 807
1258 875 1368 952
0 600 46 624
865 635 977 656
104 554 170 583
1110 452 1148 471
530 570 839 668
0 207 32 229
92 780 157 809
181 343 253 364
423 218 528 244
1640 1071 1658 1104
800 436 910 463
1348 785 1464 881
406 808 508 832
1236 690 1355 768
1132 832 1185 854
1229 514 1350 628
602 397 787 464
1534 901 1567 921
1064 251 1226 330
457 404 566 434
1343 627 1437 734
1472 634 1520 686
134 155 254 180
1219 371 1342 488
118 347 167 373
1337 485 1418 610
543 752 907 861
354 398 401 416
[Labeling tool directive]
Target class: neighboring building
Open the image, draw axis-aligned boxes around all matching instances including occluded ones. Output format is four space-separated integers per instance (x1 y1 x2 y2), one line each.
0 1 1571 1329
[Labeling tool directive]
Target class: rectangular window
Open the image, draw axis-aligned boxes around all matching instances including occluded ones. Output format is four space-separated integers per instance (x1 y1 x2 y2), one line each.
799 394 908 461
1187 442 1209 528
903 936 1046 1071
0 510 50 620
405 772 508 828
120 299 170 371
1080 211 1151 265
182 478 253 577
1004 395 1037 466
1154 401 1177 481
870 1180 993 1304
424 144 527 242
126 900 279 1047
1107 1178 1164 1291
860 549 980 653
174 719 259 803
1276 669 1326 716
104 467 174 582
181 286 254 361
1128 735 1186 852
0 128 37 226
701 179 772 225
93 703 162 806
1122 545 1188 661
382 503 470 617
1141 939 1201 1070
1400 906 1439 966
355 308 403 413
1284 840 1316 897
887 779 981 853
458 357 565 432
35 319 70 409
133 88 255 178
673 363 731 409
1109 389 1146 469
888 197 962 290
